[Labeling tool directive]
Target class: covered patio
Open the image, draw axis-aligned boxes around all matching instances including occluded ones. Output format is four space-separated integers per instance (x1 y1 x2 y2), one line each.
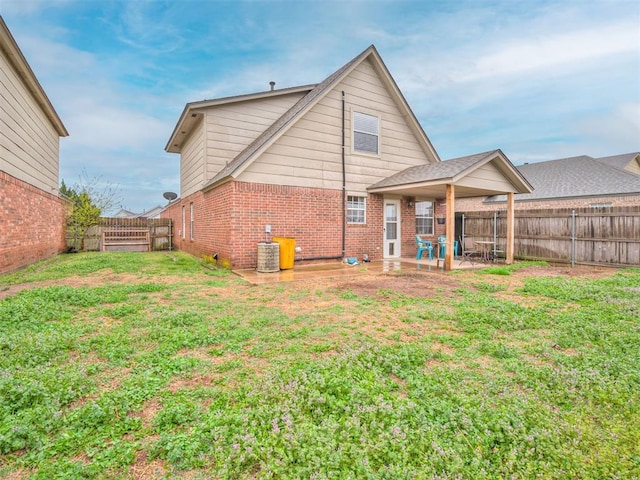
368 150 533 271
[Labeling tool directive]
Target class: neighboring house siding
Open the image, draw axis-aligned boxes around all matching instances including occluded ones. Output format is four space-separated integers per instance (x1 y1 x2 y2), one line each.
180 117 205 198
240 58 433 191
0 171 66 273
627 161 640 175
0 48 60 194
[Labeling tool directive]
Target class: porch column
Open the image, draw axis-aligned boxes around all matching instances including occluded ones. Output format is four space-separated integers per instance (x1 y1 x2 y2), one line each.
445 183 455 271
506 192 515 264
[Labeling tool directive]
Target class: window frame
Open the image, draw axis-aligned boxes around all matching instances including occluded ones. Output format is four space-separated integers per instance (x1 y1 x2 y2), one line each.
181 205 186 240
189 202 194 240
415 200 434 235
347 195 367 224
352 110 380 156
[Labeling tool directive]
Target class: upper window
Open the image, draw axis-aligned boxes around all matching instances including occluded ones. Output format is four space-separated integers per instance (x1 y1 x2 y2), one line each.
353 111 379 155
415 201 434 235
347 195 366 224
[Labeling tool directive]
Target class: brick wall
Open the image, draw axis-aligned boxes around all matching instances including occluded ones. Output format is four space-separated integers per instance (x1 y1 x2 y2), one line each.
0 171 67 273
162 181 390 269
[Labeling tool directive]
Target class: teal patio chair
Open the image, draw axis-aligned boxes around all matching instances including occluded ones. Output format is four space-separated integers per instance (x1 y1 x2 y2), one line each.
437 236 458 259
415 235 434 260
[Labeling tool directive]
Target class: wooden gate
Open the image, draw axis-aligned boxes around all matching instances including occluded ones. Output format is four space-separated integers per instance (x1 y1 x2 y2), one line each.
66 218 173 252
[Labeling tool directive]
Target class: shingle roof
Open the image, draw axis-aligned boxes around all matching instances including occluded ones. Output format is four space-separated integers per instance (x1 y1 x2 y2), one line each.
368 150 499 189
595 152 640 173
485 153 640 202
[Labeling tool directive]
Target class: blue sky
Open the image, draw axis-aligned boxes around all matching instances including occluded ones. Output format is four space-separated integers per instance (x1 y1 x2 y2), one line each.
2 0 639 213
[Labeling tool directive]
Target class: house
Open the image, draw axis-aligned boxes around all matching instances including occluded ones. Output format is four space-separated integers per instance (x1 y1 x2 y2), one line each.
0 16 69 274
162 45 532 271
137 205 164 219
112 208 138 219
455 153 640 212
111 205 164 219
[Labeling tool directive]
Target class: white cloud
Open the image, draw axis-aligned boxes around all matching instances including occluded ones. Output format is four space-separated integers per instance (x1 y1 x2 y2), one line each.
574 102 640 154
0 0 72 15
456 21 639 83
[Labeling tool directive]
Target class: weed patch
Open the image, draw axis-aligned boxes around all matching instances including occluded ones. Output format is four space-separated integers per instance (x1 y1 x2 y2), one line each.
0 254 637 478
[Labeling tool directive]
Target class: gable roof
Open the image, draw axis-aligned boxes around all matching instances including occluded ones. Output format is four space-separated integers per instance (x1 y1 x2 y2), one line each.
595 152 640 173
165 84 316 153
0 16 68 137
368 149 533 198
168 45 440 191
485 153 640 203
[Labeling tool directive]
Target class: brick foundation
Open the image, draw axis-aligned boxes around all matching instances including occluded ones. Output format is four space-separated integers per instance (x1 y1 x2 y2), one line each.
0 171 67 273
162 181 395 269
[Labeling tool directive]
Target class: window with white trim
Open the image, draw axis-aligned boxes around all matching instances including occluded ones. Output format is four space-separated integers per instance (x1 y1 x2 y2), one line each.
415 201 434 235
347 195 366 224
353 111 379 155
181 205 186 239
190 202 194 240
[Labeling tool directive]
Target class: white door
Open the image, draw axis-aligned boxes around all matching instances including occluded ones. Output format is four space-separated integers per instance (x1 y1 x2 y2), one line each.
383 199 401 258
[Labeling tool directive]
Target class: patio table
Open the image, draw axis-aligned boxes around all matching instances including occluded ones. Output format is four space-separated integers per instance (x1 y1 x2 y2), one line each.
474 241 495 263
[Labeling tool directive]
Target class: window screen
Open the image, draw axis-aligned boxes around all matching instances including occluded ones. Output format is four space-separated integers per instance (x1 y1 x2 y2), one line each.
415 201 434 235
353 112 379 154
347 195 366 223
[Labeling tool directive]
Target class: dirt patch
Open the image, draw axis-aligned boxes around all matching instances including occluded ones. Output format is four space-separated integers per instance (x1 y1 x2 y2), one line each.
130 451 168 480
336 271 462 299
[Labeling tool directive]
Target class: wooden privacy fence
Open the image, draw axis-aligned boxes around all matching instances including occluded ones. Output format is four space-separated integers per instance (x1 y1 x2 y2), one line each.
462 206 640 267
66 218 173 252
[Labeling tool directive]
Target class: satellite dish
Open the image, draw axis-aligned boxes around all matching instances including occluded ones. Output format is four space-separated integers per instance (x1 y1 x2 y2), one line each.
163 192 178 202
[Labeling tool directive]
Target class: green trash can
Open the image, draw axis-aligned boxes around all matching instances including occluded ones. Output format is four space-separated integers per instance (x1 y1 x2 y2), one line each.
272 236 295 270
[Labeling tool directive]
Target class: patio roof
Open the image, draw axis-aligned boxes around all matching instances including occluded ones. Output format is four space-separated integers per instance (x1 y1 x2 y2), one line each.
367 149 533 199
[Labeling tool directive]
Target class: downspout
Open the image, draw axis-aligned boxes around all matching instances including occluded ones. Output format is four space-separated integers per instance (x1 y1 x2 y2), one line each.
341 90 346 258
293 92 347 264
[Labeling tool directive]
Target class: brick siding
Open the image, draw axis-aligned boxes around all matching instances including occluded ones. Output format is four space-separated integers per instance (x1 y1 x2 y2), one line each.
162 181 395 269
0 171 67 273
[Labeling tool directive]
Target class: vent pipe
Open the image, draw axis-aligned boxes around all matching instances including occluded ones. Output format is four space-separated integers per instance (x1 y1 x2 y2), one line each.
269 81 275 91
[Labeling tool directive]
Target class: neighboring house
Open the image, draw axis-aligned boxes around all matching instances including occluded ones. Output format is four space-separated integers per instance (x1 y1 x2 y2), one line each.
113 208 138 219
137 205 164 219
162 45 531 270
111 206 164 219
0 17 69 273
456 153 640 212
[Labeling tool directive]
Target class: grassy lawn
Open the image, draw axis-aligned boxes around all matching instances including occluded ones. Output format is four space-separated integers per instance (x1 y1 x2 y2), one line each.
0 252 638 479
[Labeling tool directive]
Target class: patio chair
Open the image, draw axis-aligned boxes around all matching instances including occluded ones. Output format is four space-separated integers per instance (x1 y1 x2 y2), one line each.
415 235 434 260
437 236 458 259
490 244 506 263
459 236 481 265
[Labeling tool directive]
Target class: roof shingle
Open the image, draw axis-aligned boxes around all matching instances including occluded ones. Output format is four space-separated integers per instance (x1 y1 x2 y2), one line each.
485 153 640 202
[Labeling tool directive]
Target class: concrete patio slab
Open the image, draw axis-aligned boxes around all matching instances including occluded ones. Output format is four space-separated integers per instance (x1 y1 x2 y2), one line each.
233 256 485 284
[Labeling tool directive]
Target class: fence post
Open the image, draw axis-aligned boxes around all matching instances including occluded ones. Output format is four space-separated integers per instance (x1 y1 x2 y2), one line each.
493 210 498 256
461 214 466 243
571 210 576 267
